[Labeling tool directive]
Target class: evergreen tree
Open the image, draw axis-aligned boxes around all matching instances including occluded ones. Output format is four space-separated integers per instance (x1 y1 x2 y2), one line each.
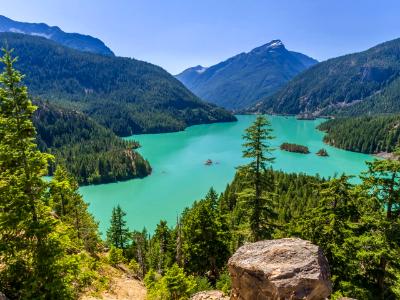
131 228 149 278
181 188 230 280
239 115 275 241
0 49 72 299
154 220 172 274
358 155 400 299
292 176 360 293
108 245 125 266
106 205 130 250
144 264 196 300
48 165 100 253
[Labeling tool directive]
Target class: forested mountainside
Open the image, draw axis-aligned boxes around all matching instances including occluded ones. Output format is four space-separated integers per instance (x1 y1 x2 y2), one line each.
334 76 400 116
318 115 400 154
251 38 400 116
1 32 236 136
0 15 114 56
176 40 317 110
34 101 151 185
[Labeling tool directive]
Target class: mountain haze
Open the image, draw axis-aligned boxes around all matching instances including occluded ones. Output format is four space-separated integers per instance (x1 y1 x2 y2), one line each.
176 40 317 110
251 38 400 116
1 32 235 136
0 15 114 56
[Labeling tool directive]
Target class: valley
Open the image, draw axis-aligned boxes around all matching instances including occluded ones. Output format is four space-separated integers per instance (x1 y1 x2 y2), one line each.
80 115 372 234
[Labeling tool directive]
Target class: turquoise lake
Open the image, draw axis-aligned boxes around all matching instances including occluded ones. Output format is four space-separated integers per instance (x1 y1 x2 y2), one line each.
80 115 373 234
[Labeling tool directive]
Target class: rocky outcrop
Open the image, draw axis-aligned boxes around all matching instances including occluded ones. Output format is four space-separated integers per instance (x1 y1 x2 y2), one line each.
228 238 331 300
191 290 229 300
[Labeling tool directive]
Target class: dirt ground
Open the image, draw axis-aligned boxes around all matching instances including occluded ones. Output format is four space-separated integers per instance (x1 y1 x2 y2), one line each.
80 273 146 300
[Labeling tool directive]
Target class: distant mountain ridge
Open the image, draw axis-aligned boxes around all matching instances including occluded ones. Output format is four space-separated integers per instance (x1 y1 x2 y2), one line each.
251 37 400 117
1 32 235 136
0 15 114 56
176 40 317 110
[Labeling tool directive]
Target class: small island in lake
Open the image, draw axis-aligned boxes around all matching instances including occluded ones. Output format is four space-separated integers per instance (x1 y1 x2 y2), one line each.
280 143 310 154
316 148 329 157
204 159 213 166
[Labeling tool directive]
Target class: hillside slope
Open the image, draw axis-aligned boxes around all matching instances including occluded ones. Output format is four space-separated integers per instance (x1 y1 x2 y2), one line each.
0 15 114 56
34 101 151 185
318 115 400 154
1 32 236 136
176 40 317 110
251 38 400 116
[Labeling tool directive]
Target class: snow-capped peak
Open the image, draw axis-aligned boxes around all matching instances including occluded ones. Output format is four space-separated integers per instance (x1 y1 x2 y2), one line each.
194 65 207 74
267 40 283 48
250 39 285 55
196 67 207 74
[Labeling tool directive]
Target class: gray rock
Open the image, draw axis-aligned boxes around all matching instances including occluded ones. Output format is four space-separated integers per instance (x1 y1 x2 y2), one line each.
191 290 229 300
228 238 332 300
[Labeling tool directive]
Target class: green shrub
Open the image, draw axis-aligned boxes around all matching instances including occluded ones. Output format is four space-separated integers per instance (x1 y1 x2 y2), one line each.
216 270 231 295
108 246 125 266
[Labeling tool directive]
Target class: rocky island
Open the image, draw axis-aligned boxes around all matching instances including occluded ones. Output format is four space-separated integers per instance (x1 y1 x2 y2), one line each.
316 148 329 156
280 142 310 154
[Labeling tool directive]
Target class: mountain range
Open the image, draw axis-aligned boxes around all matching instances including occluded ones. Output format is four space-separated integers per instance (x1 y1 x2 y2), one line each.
1 32 235 136
250 38 400 116
0 15 114 56
176 40 317 110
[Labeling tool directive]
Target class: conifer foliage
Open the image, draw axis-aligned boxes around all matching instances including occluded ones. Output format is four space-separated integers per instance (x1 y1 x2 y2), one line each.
106 205 130 250
0 49 72 298
239 115 275 241
0 49 105 300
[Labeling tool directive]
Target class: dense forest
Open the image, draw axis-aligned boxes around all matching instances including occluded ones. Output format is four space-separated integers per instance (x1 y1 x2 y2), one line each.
34 101 151 184
250 37 400 116
0 32 236 136
318 115 400 154
2 49 400 300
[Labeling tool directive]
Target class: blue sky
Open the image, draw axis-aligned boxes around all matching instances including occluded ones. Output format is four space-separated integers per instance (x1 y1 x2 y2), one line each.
2 0 399 74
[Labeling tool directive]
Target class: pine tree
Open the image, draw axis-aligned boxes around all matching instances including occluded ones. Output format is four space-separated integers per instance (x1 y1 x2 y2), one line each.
154 220 171 274
131 228 149 278
239 115 275 241
175 216 183 268
0 49 72 298
163 264 196 300
144 264 196 300
358 155 400 299
293 176 359 291
48 165 100 253
181 188 230 280
106 204 130 249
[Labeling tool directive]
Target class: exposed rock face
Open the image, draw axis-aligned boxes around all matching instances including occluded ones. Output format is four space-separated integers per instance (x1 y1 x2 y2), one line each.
191 290 229 300
228 238 331 300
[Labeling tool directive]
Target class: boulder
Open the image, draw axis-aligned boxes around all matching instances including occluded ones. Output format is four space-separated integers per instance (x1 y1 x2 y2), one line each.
228 238 331 300
191 290 229 300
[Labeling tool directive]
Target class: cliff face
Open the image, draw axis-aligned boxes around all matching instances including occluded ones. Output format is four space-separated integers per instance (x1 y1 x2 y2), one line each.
228 238 332 300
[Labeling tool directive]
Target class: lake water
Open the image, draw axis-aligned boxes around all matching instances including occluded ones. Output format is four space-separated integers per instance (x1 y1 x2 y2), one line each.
80 115 373 235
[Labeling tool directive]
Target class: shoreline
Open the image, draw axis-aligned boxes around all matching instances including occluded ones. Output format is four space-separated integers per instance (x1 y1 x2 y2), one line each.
375 152 398 160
